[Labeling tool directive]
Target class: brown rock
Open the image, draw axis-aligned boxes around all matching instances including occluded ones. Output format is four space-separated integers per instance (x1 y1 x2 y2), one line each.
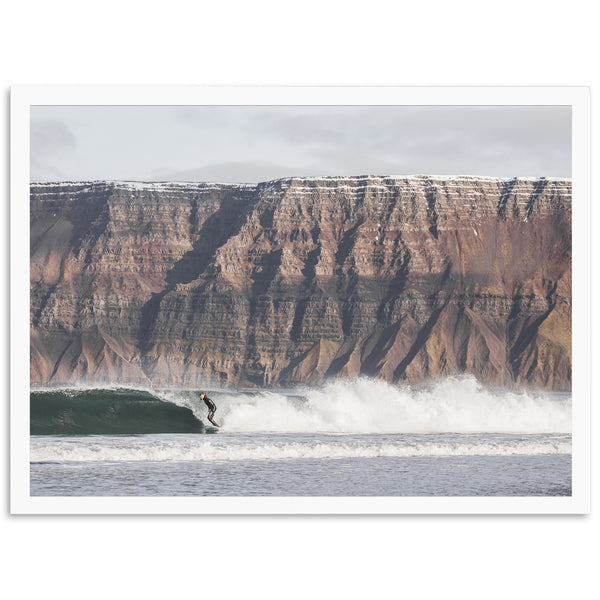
30 176 572 390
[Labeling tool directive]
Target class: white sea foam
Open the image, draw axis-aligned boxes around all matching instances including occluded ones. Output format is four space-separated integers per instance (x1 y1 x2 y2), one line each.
30 432 571 463
176 376 571 435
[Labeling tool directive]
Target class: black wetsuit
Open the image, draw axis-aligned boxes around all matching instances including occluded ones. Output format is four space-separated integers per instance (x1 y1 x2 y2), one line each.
202 395 219 427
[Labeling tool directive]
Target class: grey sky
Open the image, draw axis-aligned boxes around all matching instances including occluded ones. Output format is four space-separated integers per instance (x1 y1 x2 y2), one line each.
30 105 572 182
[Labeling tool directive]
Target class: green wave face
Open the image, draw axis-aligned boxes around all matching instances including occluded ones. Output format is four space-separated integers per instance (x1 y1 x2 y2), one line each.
31 388 205 435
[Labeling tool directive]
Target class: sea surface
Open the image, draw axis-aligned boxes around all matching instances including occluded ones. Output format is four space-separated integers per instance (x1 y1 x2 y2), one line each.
30 377 572 497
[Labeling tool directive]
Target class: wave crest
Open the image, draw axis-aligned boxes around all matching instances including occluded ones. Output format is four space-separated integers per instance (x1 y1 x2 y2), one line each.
31 376 571 435
206 376 571 434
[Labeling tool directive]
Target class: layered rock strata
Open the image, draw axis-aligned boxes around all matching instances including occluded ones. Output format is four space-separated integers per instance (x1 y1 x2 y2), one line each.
30 175 572 390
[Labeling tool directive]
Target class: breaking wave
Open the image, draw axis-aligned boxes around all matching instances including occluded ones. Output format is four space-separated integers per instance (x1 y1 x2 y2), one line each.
30 387 204 435
31 376 571 436
202 376 571 434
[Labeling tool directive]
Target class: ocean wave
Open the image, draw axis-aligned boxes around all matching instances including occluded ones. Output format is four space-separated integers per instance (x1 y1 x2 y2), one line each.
197 376 571 434
29 433 572 463
30 387 205 434
31 376 571 435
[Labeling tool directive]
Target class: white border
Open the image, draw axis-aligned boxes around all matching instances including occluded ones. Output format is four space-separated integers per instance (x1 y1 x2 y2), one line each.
11 86 591 514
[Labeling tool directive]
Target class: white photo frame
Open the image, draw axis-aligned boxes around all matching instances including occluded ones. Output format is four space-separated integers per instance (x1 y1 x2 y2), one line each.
11 85 591 514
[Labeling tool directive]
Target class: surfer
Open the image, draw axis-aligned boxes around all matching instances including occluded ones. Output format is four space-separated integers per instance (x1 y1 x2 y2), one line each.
200 392 220 427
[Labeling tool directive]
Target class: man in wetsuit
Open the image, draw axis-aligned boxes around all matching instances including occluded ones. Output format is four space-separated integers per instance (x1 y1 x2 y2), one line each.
200 392 220 427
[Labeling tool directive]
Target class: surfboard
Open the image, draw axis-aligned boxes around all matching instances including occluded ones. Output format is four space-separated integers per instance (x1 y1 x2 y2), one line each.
205 425 220 433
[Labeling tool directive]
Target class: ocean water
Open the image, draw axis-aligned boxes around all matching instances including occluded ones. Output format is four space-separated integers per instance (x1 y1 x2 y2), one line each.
30 376 572 497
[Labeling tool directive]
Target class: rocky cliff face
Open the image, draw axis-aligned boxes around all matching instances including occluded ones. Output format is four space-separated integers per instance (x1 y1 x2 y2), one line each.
30 175 572 390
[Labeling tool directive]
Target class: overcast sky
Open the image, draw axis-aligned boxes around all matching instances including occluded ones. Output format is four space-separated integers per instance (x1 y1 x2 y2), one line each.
30 105 572 182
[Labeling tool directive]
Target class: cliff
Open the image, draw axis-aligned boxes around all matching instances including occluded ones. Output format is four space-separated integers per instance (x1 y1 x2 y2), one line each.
30 175 572 390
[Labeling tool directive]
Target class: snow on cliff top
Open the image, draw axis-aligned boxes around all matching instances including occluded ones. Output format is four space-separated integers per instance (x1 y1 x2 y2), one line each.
30 174 572 189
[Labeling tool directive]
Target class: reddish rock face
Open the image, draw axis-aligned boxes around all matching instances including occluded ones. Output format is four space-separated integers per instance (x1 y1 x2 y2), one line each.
30 175 572 390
